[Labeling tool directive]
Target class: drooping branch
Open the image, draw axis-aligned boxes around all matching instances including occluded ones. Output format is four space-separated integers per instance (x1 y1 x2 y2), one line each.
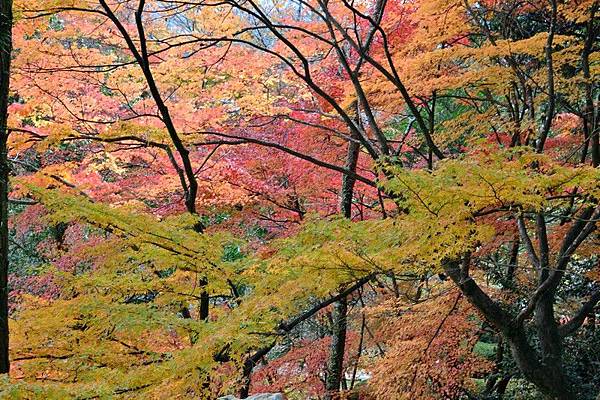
98 0 200 214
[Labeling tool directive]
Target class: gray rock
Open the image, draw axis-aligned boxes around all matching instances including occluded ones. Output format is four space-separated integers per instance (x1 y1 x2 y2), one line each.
248 395 285 400
218 394 285 400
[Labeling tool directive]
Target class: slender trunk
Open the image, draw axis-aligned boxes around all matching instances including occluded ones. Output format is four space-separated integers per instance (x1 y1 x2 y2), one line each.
340 132 360 219
349 314 365 390
506 238 519 284
199 289 209 321
324 296 347 400
535 0 556 153
238 345 273 398
0 0 11 375
324 106 361 398
495 375 511 398
581 5 598 167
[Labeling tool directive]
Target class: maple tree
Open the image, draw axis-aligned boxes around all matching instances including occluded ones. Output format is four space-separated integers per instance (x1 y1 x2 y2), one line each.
0 0 597 399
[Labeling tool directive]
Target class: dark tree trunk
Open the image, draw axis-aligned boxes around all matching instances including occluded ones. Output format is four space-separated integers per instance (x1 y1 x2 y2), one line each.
238 345 273 398
505 327 575 400
580 5 598 167
0 0 11 375
324 296 347 400
0 86 7 375
506 238 519 284
199 289 209 321
324 124 360 399
495 375 511 398
340 136 360 219
444 258 578 400
233 278 372 398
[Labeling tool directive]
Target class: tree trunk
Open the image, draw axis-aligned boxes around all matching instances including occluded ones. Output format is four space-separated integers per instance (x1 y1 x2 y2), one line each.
339 136 359 219
0 0 12 375
580 5 598 167
445 258 576 400
324 296 347 400
199 277 209 321
199 290 209 321
495 375 511 398
505 327 575 400
324 124 360 399
238 345 273 399
506 238 519 284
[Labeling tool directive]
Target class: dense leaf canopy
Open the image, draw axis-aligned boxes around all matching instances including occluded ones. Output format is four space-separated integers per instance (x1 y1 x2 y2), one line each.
0 0 598 399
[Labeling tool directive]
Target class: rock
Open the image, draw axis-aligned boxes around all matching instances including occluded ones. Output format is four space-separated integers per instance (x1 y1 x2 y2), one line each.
217 394 285 400
248 395 285 400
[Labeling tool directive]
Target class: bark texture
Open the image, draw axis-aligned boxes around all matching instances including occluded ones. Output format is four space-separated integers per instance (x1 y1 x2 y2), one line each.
0 0 12 374
324 297 348 400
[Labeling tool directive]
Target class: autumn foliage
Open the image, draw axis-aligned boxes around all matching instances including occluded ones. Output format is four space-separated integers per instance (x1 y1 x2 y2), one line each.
0 0 598 399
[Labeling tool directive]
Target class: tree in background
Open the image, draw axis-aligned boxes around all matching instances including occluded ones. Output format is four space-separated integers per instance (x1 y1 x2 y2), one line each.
0 0 12 375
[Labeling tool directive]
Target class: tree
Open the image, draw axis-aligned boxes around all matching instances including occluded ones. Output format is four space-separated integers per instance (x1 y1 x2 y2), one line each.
0 0 12 375
0 0 599 399
379 150 600 399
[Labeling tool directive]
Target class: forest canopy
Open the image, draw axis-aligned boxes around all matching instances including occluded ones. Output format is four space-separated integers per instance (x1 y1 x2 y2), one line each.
0 0 598 399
